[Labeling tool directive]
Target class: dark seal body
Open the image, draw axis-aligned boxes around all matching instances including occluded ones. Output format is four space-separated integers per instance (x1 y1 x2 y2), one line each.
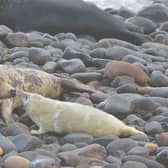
0 0 150 45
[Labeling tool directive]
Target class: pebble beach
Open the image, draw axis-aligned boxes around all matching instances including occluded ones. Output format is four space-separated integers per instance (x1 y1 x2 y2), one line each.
0 0 168 168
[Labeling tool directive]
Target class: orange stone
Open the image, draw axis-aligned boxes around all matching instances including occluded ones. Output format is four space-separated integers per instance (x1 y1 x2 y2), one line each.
144 143 158 153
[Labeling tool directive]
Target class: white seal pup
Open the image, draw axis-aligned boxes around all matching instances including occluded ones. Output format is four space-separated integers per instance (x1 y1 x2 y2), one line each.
18 92 145 137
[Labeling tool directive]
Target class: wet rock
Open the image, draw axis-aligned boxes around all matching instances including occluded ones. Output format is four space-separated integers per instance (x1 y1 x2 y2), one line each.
41 61 58 73
63 133 94 144
138 4 168 23
100 95 133 118
76 158 108 168
106 155 121 165
31 156 60 168
0 134 17 154
92 58 111 68
132 97 159 117
156 132 168 146
63 47 92 65
71 72 102 83
122 55 147 65
58 144 106 166
91 91 109 104
122 161 147 168
93 136 118 147
123 155 165 168
144 121 163 134
5 32 29 47
105 46 134 60
8 51 29 62
117 7 135 18
126 16 156 34
75 97 93 106
41 143 61 155
28 48 52 65
106 138 137 156
127 146 149 157
3 156 31 168
111 76 135 88
150 71 168 87
160 22 168 31
117 83 137 94
59 58 86 74
11 134 42 152
61 144 77 152
0 122 30 136
156 149 168 167
90 48 106 59
91 39 138 51
0 25 13 40
124 114 146 129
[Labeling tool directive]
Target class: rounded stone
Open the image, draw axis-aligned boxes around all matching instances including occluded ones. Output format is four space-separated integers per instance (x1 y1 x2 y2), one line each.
138 4 168 23
63 133 94 144
107 138 137 155
59 58 86 74
3 156 31 168
126 16 156 34
127 146 149 157
144 121 163 134
5 32 29 47
123 161 147 168
156 132 168 146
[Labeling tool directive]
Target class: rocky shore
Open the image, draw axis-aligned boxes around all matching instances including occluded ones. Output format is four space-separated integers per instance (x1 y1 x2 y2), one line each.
0 1 168 168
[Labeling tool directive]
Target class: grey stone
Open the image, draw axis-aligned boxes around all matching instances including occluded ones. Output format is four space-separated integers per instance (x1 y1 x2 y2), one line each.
12 134 42 152
138 4 168 23
0 133 17 154
63 47 92 65
106 138 137 155
41 61 58 73
63 133 94 144
122 161 147 168
59 58 86 74
126 16 156 34
144 121 163 134
127 146 149 156
71 72 102 83
122 155 165 168
58 144 106 166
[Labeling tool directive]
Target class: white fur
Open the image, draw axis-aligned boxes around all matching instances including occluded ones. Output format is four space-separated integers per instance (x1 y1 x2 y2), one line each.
20 92 145 137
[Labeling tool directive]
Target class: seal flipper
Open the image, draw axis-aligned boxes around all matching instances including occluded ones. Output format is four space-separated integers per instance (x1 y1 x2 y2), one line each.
60 78 95 93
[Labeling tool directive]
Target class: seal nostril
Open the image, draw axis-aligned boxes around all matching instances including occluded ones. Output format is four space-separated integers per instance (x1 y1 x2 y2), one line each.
10 89 16 96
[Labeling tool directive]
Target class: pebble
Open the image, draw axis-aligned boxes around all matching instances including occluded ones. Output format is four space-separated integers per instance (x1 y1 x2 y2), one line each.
58 58 86 74
63 133 94 144
11 134 42 152
106 138 137 156
122 161 147 168
58 144 106 166
144 121 163 134
3 156 31 168
156 132 168 146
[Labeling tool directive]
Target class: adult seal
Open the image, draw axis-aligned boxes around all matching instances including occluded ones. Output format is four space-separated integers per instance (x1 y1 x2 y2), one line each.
0 0 150 45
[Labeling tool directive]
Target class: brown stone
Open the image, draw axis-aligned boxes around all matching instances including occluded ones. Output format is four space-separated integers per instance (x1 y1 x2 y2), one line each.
156 132 168 146
104 61 150 85
4 156 31 168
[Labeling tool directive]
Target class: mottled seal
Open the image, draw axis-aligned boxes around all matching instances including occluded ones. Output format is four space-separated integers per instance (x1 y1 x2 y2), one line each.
0 0 150 45
0 65 94 123
18 91 145 137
